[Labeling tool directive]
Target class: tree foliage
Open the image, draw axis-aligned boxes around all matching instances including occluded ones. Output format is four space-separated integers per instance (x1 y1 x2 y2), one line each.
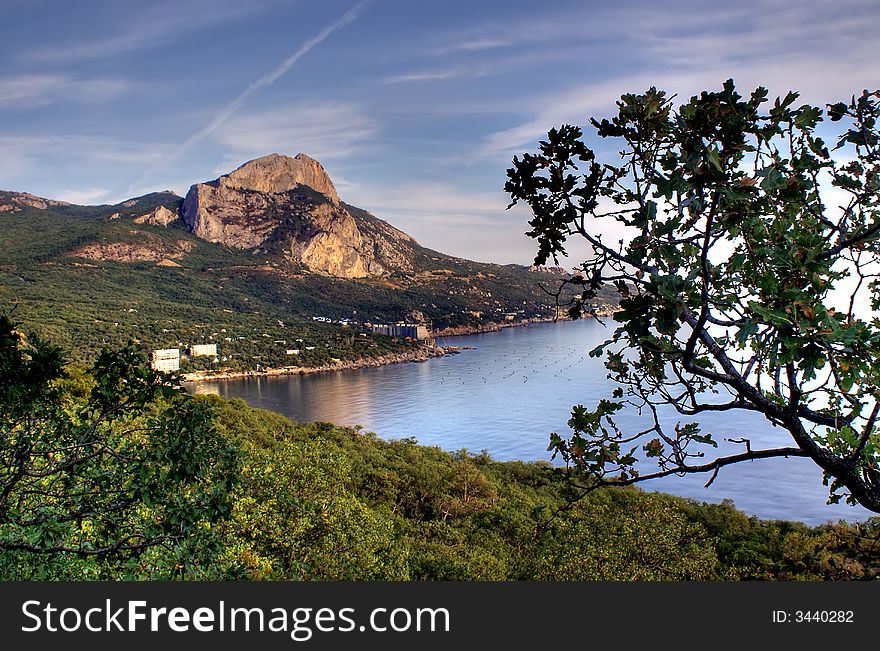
224 437 407 580
531 490 717 580
0 314 239 564
506 80 880 512
3 316 878 581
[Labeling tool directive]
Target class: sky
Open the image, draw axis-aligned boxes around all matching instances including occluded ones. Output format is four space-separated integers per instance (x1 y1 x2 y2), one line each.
2 0 879 264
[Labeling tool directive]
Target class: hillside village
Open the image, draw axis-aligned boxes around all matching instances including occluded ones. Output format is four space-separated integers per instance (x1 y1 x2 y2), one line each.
148 319 432 373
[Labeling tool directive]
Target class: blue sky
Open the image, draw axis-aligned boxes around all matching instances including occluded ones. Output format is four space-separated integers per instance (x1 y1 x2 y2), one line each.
3 0 879 263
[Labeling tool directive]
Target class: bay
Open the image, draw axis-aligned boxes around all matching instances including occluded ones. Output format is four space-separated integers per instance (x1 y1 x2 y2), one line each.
190 319 872 525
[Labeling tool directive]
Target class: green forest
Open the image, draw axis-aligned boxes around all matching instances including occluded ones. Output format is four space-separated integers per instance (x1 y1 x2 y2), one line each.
2 322 878 581
0 192 605 370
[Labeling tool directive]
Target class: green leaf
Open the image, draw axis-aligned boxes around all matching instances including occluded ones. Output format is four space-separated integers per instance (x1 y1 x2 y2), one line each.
706 147 723 172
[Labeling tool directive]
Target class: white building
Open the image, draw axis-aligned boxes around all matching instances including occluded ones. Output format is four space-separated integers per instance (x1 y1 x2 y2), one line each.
189 343 218 357
150 348 180 372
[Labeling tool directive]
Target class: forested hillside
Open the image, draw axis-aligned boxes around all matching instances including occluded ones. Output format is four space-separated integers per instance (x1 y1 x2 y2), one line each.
3 376 876 580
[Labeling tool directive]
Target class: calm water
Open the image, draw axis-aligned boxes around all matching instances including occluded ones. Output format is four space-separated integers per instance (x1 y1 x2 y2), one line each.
190 319 872 525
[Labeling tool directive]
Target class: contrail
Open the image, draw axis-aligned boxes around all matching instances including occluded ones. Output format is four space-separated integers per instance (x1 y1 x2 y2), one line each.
129 0 367 194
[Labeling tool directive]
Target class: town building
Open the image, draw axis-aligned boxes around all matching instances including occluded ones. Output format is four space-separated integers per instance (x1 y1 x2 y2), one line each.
150 348 180 372
370 323 432 340
189 343 218 357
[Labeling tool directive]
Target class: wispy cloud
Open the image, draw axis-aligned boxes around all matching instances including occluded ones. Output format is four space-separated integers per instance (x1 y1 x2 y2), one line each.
0 135 169 163
340 180 534 261
628 1 878 74
478 1 880 160
0 135 170 190
382 68 468 84
430 37 511 56
23 0 261 62
346 181 508 221
55 186 111 204
131 0 368 192
478 76 657 159
0 74 126 108
213 102 377 164
427 9 607 58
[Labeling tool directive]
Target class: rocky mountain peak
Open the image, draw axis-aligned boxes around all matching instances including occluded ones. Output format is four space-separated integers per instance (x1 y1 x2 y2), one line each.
216 153 339 204
180 153 419 279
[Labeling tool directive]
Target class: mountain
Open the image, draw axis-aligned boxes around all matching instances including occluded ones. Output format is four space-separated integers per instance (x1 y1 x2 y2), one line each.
0 154 617 371
181 153 419 278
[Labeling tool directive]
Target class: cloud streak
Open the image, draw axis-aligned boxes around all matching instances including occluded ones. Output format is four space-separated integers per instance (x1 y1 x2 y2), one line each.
213 102 377 164
0 135 170 171
131 0 368 192
337 180 549 263
0 74 126 108
0 135 174 200
382 68 467 84
23 0 260 62
56 187 111 204
477 1 880 160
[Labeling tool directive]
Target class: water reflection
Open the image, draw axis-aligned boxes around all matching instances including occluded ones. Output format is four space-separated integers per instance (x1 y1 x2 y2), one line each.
190 320 872 525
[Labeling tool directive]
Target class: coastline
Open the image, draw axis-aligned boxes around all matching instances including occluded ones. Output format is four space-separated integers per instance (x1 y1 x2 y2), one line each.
433 308 619 338
182 344 455 384
182 310 619 384
432 319 555 338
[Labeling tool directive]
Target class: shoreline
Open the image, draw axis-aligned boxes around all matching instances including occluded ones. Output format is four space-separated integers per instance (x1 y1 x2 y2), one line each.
182 310 618 384
182 345 456 384
433 308 618 338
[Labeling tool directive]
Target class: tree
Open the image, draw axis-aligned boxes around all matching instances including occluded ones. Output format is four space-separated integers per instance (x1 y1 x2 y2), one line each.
223 436 407 580
0 314 239 567
530 490 718 580
505 80 880 512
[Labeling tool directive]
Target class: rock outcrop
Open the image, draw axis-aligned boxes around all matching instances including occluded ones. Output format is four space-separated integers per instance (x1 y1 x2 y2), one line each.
286 202 380 278
0 192 70 212
133 205 179 227
529 264 569 276
182 178 279 249
219 153 339 203
181 153 419 279
71 238 194 263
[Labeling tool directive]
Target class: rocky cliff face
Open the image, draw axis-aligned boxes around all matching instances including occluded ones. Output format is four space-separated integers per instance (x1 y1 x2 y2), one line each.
218 152 339 203
71 237 194 264
133 205 179 227
0 191 70 212
181 153 419 279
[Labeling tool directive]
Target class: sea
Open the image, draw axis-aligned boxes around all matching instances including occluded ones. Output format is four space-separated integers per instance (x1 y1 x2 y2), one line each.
189 318 873 525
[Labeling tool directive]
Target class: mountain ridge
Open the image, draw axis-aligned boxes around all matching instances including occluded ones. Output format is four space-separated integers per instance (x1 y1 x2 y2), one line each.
0 153 617 371
3 153 465 280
